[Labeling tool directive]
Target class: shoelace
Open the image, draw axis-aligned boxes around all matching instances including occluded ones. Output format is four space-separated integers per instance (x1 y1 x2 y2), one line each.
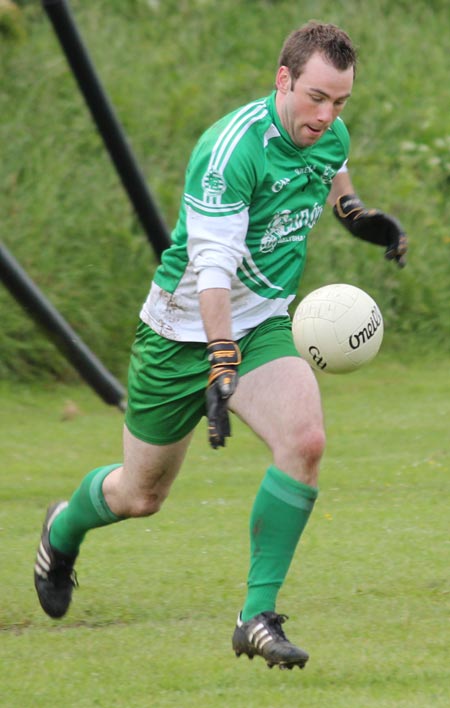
266 613 289 641
49 562 78 588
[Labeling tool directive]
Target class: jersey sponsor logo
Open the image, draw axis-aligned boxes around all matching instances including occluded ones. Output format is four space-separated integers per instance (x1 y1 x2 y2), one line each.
201 169 227 204
260 204 323 253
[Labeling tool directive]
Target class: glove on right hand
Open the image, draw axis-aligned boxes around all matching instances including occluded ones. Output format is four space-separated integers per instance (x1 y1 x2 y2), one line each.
206 339 241 449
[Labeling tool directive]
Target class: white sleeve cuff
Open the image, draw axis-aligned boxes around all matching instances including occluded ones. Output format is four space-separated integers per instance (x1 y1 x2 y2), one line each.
197 267 231 293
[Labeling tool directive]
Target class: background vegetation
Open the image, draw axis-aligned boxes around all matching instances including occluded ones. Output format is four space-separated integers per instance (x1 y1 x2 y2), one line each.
1 0 449 383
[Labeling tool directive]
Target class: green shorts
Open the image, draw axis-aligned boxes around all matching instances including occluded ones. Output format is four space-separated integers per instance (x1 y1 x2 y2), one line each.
125 316 299 445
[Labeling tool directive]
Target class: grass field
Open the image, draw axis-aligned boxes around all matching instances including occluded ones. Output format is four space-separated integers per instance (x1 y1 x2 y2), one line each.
0 354 449 707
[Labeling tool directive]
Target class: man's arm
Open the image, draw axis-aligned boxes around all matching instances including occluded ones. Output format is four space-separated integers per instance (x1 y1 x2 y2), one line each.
327 169 355 206
199 288 232 341
328 169 408 268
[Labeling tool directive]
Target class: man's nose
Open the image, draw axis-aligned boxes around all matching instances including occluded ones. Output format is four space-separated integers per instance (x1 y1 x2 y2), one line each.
317 102 334 124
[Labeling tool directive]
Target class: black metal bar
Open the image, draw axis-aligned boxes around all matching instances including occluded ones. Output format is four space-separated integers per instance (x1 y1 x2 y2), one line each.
41 0 171 261
0 242 127 411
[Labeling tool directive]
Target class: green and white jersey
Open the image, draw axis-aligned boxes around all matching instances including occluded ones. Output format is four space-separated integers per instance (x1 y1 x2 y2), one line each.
141 91 350 341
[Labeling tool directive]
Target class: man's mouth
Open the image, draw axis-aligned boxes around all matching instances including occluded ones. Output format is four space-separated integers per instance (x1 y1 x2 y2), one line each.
306 124 323 135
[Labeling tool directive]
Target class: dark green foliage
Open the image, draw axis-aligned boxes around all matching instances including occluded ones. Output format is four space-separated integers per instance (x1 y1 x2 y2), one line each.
1 0 449 381
0 0 26 41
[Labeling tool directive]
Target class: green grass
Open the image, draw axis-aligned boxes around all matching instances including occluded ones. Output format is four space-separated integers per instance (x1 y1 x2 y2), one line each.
1 354 449 707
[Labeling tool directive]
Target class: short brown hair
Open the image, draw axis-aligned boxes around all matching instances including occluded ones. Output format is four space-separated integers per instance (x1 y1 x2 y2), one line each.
278 21 357 80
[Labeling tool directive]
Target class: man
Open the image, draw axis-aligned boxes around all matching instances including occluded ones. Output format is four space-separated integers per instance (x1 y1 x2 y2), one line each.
34 21 407 670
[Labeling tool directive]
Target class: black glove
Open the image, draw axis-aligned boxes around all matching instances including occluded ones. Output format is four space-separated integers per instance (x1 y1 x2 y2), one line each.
206 339 241 449
333 194 408 268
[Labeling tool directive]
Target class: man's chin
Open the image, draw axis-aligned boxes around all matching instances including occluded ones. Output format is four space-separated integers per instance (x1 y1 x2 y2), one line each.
291 125 325 147
296 134 321 148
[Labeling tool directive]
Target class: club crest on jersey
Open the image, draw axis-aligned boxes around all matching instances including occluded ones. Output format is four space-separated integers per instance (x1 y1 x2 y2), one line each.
201 169 227 204
260 204 323 253
321 165 337 184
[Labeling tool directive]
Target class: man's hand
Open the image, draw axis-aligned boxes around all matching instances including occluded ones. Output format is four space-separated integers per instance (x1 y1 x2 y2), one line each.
333 194 408 268
206 339 241 449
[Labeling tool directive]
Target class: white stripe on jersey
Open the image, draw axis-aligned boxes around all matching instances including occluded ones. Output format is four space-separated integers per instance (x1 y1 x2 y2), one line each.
208 100 268 174
184 193 246 214
240 252 283 292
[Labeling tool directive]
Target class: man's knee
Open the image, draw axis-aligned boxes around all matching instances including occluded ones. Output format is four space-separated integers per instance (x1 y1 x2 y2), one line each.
123 492 166 518
280 420 325 461
275 423 325 482
103 467 169 518
300 425 326 465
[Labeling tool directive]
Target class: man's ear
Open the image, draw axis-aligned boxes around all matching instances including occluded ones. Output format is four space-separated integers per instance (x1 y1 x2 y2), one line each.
275 65 291 93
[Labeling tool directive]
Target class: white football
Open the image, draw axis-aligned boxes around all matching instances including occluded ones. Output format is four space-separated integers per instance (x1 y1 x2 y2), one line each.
292 283 384 374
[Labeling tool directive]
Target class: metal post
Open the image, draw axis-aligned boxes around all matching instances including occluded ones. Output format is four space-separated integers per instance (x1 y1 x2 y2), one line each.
41 0 171 260
0 242 127 411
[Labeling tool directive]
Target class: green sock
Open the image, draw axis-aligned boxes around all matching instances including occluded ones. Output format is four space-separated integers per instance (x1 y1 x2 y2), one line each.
241 465 318 622
49 464 122 556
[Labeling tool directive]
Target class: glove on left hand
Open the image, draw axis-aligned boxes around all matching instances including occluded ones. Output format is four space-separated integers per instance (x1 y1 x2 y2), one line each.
333 194 408 268
206 339 241 449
